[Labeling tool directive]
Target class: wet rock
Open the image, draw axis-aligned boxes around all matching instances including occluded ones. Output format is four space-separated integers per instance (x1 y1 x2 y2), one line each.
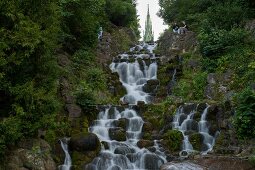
142 122 153 132
147 146 156 152
101 141 110 150
113 118 127 130
207 105 219 121
70 133 100 152
182 103 197 115
197 103 207 113
114 146 135 155
137 140 154 148
179 114 187 125
66 104 82 118
143 154 165 170
126 153 139 163
109 128 126 141
186 120 198 131
143 79 160 94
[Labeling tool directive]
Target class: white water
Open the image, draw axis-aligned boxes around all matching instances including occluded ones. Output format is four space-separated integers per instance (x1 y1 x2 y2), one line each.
172 104 217 155
59 138 72 170
85 43 167 170
110 43 158 105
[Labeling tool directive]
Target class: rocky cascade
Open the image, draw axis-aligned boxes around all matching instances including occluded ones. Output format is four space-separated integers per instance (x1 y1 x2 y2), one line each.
172 103 218 155
84 43 167 170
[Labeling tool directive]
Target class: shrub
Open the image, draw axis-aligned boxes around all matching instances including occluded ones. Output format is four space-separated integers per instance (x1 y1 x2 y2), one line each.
198 28 248 57
105 0 136 27
234 88 255 139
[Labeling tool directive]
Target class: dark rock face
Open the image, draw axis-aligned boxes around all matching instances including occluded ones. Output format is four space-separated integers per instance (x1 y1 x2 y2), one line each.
183 104 197 115
157 31 198 60
6 139 56 170
70 133 100 152
114 146 135 155
143 79 160 94
109 128 126 141
113 118 128 130
142 154 165 170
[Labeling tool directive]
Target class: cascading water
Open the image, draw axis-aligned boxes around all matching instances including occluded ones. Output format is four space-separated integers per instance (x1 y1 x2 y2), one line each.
110 52 157 105
85 43 167 170
59 138 72 170
172 104 218 156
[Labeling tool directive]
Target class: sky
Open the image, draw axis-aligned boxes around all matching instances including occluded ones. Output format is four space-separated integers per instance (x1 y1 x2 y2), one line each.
136 0 168 41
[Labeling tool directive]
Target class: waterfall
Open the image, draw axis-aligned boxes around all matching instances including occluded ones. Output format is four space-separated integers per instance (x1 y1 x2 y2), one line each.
110 55 157 105
85 43 167 170
172 104 217 156
59 138 72 170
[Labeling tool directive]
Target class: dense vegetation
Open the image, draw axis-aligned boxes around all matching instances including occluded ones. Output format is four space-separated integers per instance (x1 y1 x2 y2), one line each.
159 0 255 139
0 0 139 159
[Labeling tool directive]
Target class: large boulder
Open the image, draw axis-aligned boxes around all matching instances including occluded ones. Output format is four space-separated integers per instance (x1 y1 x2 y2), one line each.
143 79 160 94
142 154 165 170
113 118 128 130
70 133 100 152
6 139 56 170
109 128 126 141
137 140 154 149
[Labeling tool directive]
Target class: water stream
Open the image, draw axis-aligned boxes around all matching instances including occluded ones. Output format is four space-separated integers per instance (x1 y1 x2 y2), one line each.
59 138 72 170
85 43 167 170
172 104 217 156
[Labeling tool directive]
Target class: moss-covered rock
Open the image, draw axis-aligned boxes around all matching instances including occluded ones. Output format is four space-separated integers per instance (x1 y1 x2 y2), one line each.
70 133 100 152
113 118 128 130
162 130 183 152
109 128 126 141
142 122 153 132
189 133 204 151
137 140 154 149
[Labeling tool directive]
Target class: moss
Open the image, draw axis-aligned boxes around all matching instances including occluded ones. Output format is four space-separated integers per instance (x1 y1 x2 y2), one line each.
162 130 183 152
143 132 153 140
72 150 99 169
189 133 204 151
249 154 255 166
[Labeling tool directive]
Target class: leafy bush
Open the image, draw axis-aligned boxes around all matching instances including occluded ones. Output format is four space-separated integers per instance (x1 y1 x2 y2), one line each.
86 68 107 90
105 0 136 27
76 81 96 110
198 28 248 57
163 130 183 152
234 88 255 139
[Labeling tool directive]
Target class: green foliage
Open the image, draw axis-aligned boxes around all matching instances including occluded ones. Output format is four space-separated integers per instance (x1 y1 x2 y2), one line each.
76 81 96 110
173 69 207 101
199 28 249 57
0 0 139 160
234 88 255 139
86 68 107 90
163 130 183 152
105 0 136 27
